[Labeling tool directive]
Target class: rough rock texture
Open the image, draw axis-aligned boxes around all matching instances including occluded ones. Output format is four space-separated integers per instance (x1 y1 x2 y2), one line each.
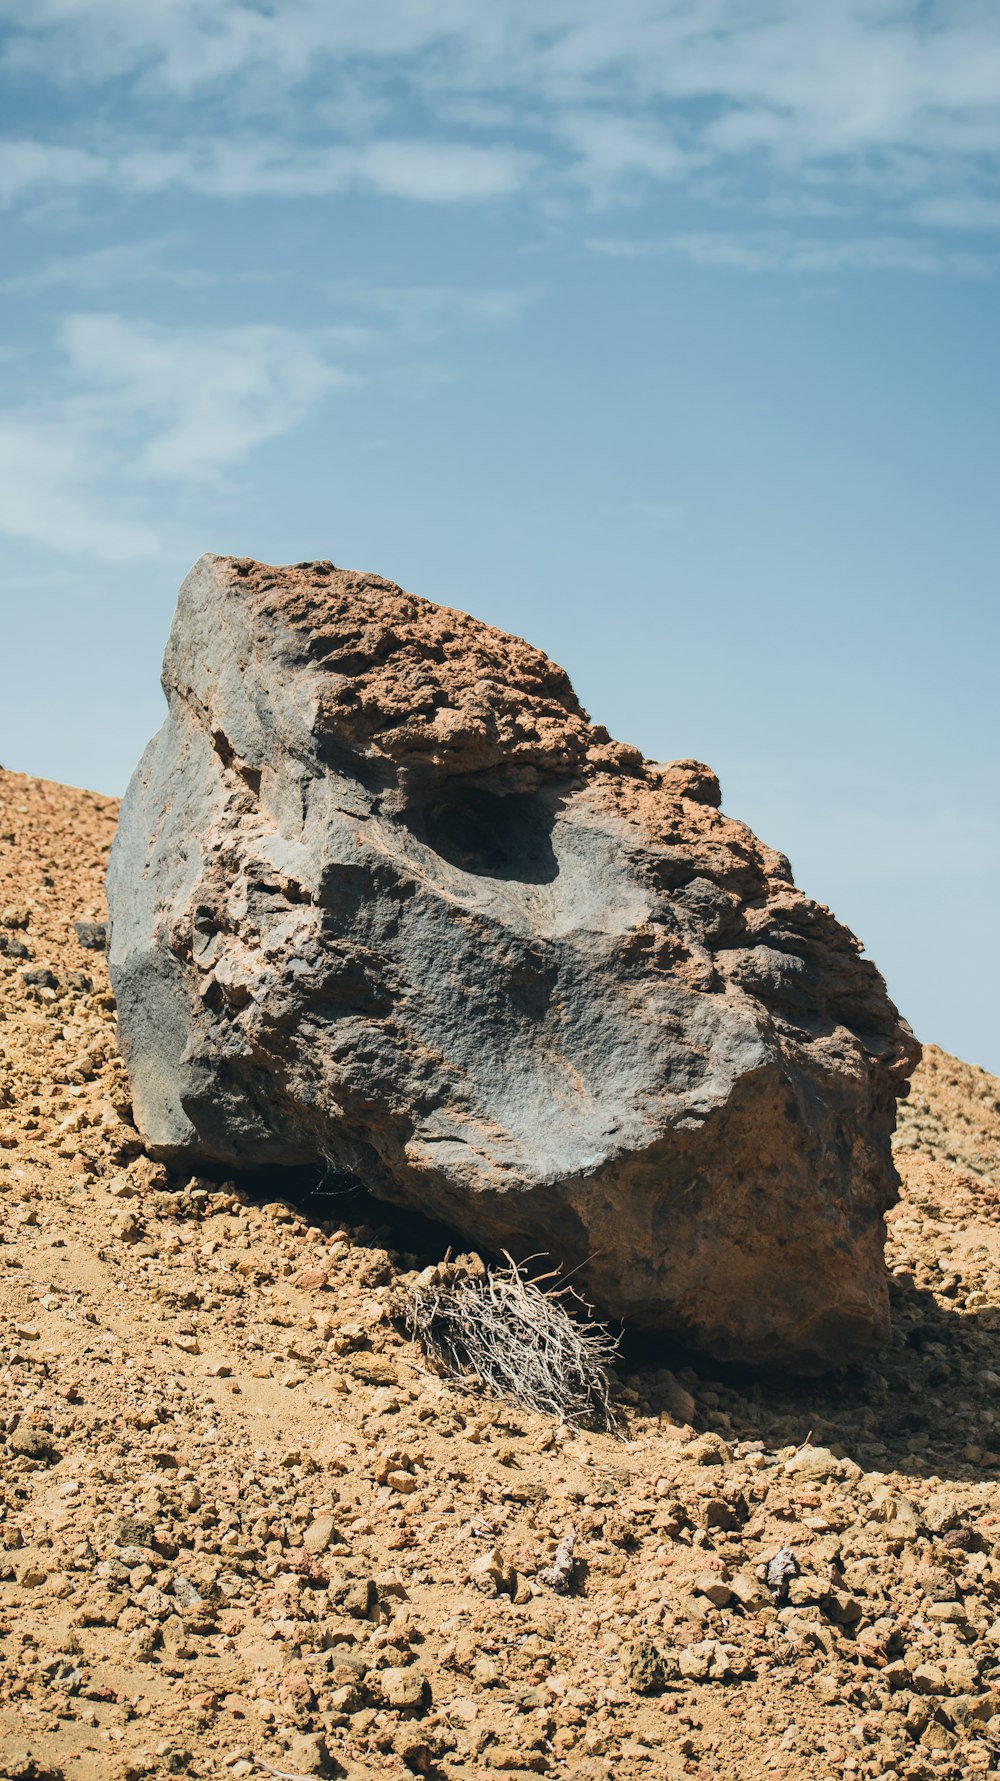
107 554 919 1368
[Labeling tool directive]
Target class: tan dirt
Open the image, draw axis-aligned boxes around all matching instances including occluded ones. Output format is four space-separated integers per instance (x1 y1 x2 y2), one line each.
1 764 999 1781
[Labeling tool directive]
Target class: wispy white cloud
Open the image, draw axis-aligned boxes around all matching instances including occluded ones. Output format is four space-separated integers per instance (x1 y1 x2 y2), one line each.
60 313 347 480
0 416 157 560
588 229 995 275
352 140 532 203
0 315 347 559
0 134 534 206
0 137 104 204
114 137 533 202
913 193 1000 231
0 282 533 560
353 283 539 338
0 3 999 221
0 235 189 294
552 110 698 200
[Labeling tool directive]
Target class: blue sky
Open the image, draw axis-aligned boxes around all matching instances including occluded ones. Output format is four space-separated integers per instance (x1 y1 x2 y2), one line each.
1 1 998 1071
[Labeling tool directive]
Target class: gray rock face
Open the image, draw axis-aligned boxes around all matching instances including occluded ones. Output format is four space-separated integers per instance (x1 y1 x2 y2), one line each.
107 554 919 1369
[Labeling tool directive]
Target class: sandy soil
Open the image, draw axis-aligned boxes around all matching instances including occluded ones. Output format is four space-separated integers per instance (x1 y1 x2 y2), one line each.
2 765 999 1781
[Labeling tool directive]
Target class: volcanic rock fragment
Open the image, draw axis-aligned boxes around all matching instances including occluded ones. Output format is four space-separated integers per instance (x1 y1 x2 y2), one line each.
107 554 919 1368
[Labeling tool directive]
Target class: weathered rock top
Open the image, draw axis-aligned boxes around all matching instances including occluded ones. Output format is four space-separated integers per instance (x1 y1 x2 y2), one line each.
168 554 818 900
205 555 599 781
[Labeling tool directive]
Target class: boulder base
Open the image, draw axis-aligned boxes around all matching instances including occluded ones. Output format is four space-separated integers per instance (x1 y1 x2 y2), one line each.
107 554 919 1369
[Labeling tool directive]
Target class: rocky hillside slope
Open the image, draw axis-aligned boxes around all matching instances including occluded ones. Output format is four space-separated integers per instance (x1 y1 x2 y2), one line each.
1 766 999 1781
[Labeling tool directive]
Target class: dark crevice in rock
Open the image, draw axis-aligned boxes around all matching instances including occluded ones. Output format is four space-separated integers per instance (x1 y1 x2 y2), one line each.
414 783 561 885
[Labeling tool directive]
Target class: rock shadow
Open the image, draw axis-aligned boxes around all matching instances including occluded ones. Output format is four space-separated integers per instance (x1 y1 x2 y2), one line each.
626 1269 1000 1487
191 1158 480 1276
166 1158 998 1488
413 782 560 884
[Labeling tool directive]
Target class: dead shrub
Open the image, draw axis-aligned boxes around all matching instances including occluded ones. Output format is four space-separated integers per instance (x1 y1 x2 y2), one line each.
396 1251 619 1431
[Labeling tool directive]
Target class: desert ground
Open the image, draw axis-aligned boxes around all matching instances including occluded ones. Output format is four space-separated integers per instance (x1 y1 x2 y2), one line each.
2 764 1000 1781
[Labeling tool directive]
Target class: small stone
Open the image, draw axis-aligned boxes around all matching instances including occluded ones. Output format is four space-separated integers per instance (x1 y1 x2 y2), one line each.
0 1753 47 1781
284 1733 332 1775
623 1640 668 1695
393 1733 437 1773
694 1571 732 1608
486 1746 545 1773
658 1374 697 1424
374 1568 408 1600
941 1656 981 1692
765 1547 800 1603
375 1446 415 1485
925 1600 967 1622
162 1615 194 1658
379 1667 428 1710
787 1574 826 1607
822 1590 863 1626
783 1444 842 1481
517 1687 549 1711
10 1426 54 1460
386 1469 418 1494
941 1526 978 1552
677 1639 737 1682
73 919 108 951
175 1335 201 1354
470 1548 516 1595
700 1495 742 1532
538 1530 577 1594
685 1432 730 1466
333 1577 375 1618
126 1626 159 1662
729 1571 769 1612
329 1683 366 1713
677 1644 713 1681
303 1514 338 1554
172 1575 205 1609
882 1660 911 1690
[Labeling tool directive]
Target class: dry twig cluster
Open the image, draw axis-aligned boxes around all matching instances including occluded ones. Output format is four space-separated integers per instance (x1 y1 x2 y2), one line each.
396 1251 619 1431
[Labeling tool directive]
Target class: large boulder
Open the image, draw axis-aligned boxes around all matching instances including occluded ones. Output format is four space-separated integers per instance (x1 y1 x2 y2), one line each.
108 554 919 1369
